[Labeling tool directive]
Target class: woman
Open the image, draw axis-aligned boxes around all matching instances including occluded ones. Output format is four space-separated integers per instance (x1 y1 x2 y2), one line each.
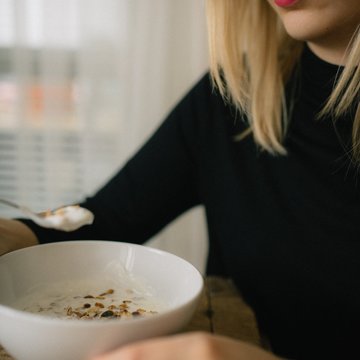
1 0 360 358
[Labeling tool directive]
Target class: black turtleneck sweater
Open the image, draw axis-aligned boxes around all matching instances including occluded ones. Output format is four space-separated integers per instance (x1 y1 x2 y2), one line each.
22 47 360 359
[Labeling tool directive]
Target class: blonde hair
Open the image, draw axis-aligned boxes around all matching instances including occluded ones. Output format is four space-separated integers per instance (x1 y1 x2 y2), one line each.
206 0 360 159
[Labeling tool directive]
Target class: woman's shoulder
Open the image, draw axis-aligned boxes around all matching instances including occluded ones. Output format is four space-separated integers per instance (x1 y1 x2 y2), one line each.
176 71 234 120
168 71 248 143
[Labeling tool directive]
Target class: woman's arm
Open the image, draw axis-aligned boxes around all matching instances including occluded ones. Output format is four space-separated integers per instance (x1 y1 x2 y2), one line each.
20 74 213 245
0 218 38 256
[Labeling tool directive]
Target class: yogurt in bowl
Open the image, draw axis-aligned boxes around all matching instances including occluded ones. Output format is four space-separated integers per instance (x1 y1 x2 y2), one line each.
13 279 164 320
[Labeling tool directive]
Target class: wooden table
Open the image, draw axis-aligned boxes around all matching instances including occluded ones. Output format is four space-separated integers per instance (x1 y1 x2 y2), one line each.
0 277 262 359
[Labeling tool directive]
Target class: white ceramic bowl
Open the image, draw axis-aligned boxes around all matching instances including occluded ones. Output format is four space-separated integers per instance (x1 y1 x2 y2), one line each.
0 241 203 360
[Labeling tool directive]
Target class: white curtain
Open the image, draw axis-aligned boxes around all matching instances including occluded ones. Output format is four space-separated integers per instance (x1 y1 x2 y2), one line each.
0 0 209 272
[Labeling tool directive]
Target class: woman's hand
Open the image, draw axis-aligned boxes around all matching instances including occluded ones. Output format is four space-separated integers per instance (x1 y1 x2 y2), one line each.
93 332 280 360
0 218 38 256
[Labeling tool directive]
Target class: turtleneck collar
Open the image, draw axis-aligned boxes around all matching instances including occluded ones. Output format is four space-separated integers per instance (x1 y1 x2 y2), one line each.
284 42 355 157
299 44 344 91
288 44 349 116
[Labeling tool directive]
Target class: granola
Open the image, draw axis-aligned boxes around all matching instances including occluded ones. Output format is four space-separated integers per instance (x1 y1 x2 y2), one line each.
15 280 164 320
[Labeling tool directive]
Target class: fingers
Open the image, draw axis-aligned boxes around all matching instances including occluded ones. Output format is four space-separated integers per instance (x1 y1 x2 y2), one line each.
93 334 193 360
92 332 280 360
0 219 38 255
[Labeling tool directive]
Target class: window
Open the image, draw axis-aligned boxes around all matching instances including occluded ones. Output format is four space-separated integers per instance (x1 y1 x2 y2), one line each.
0 0 128 216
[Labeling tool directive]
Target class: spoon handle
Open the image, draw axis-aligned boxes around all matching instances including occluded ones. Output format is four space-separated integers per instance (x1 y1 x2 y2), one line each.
0 198 22 210
0 198 35 220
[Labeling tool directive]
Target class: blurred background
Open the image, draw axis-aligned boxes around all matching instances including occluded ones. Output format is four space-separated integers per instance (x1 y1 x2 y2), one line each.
0 0 209 272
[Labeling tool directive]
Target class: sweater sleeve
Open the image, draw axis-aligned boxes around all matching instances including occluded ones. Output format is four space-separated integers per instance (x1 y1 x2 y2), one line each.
20 74 211 244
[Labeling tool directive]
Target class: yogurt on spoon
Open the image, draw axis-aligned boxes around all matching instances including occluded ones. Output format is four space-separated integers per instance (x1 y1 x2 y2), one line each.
0 198 94 231
37 205 94 231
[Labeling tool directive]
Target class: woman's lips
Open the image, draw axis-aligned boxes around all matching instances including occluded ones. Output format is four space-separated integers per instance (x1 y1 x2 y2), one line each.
274 0 299 7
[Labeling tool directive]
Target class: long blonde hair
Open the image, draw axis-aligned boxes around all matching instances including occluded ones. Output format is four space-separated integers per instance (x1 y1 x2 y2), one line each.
206 0 360 159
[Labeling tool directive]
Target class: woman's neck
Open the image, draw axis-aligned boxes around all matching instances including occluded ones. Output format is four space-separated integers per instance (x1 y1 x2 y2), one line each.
307 42 348 66
306 25 357 66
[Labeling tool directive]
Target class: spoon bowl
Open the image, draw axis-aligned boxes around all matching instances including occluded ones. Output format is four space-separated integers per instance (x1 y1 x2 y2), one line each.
0 198 94 231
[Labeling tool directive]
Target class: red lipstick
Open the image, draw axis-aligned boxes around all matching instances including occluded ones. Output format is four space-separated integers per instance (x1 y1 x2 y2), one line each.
274 0 299 7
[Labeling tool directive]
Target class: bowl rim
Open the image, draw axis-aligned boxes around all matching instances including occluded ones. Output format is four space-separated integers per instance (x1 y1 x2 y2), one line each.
0 240 204 328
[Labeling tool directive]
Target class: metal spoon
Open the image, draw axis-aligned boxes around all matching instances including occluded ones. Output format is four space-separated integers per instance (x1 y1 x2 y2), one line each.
0 198 94 231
